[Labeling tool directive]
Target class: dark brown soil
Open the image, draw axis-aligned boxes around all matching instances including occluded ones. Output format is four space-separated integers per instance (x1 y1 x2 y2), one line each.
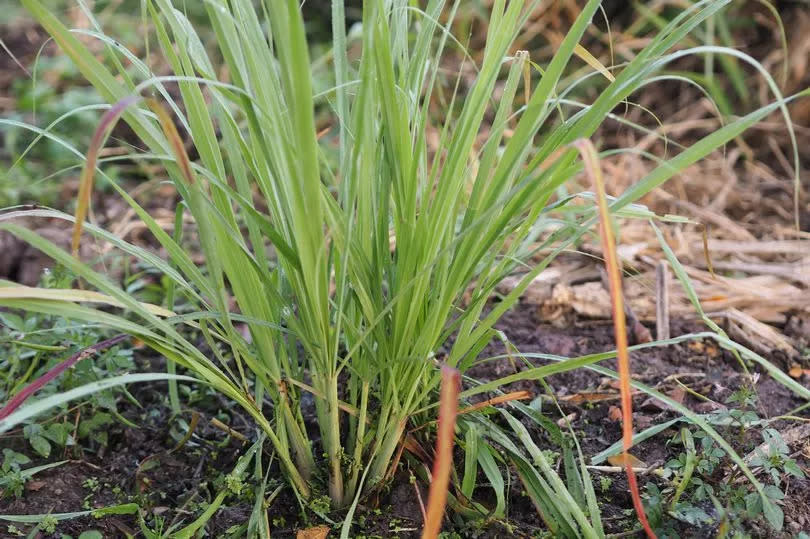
473 302 810 537
2 302 808 537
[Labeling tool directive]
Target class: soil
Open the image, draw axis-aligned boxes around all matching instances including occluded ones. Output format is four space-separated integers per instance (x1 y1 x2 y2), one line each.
2 302 808 538
472 305 810 537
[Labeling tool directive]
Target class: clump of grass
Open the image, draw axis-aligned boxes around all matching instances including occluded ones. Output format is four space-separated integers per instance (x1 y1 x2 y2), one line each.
1 0 808 536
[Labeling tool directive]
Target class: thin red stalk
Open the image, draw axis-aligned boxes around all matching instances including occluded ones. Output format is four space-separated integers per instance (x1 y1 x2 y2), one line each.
421 366 460 539
0 334 128 421
72 95 141 256
72 96 190 261
573 139 656 539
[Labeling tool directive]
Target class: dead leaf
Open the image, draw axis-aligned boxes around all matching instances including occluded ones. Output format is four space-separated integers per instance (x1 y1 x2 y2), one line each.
560 392 618 405
667 387 686 404
635 414 653 430
630 318 653 344
687 340 720 358
694 401 726 413
789 366 810 378
556 412 577 427
607 453 647 468
607 406 622 422
402 434 430 463
687 341 705 353
458 390 532 415
641 386 686 412
723 308 797 357
297 526 330 539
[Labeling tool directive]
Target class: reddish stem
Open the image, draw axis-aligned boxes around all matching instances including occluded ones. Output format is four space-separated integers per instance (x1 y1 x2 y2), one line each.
0 334 129 421
421 366 460 539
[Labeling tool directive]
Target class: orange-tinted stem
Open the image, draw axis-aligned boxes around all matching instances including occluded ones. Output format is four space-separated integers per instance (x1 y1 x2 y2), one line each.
573 139 656 539
421 366 460 539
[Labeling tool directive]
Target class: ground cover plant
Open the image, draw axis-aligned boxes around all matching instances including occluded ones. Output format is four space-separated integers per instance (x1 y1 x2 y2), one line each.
1 0 808 536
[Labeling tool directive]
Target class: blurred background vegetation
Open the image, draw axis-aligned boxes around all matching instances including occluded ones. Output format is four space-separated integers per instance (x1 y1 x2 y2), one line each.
2 0 805 208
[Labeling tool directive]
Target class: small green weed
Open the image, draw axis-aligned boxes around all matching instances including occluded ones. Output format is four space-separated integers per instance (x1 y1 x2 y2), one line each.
1 266 136 455
0 449 31 498
5 524 24 537
749 429 805 487
644 389 806 535
39 514 57 533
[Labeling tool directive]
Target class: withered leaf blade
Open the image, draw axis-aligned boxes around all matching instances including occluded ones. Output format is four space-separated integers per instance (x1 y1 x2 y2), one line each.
297 525 330 539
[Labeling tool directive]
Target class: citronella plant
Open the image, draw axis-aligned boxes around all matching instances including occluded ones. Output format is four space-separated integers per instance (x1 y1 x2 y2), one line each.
2 0 806 527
